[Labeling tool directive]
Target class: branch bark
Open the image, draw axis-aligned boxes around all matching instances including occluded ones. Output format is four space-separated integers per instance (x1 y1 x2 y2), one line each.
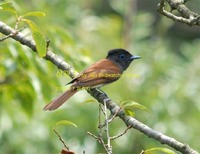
0 21 199 154
157 0 200 26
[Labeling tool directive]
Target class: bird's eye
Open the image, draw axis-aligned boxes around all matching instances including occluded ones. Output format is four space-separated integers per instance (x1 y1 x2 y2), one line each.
120 54 125 60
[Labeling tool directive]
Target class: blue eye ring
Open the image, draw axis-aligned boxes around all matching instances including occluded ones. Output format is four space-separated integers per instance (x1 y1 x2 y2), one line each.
120 54 125 60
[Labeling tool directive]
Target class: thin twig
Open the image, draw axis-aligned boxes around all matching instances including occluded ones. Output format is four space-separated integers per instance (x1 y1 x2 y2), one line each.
99 107 121 128
110 125 132 140
98 104 103 138
87 131 110 154
104 100 112 154
100 103 106 115
87 131 100 141
107 108 121 123
88 101 113 154
53 129 69 150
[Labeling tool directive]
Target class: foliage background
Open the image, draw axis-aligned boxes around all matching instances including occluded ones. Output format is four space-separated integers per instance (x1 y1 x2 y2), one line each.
0 0 200 153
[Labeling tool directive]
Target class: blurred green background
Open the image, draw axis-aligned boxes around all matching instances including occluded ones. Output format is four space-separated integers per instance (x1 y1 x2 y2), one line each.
0 0 200 153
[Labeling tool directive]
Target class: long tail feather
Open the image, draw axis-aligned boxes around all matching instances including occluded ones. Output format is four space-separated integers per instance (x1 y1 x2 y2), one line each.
43 89 77 111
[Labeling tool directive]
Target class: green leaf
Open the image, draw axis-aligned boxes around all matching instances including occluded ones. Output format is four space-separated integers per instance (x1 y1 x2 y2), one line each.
55 120 77 128
121 100 150 112
81 99 97 104
22 19 47 57
0 2 18 17
21 11 45 18
144 147 175 154
120 100 150 117
124 108 135 117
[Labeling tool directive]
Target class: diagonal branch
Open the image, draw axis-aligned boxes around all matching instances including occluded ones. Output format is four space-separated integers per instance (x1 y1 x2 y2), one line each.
157 0 200 26
0 21 198 154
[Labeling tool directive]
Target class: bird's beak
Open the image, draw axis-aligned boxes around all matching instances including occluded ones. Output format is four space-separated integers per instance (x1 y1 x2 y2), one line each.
129 55 141 60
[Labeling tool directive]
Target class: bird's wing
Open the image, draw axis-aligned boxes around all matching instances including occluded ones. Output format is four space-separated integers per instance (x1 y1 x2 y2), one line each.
72 59 122 88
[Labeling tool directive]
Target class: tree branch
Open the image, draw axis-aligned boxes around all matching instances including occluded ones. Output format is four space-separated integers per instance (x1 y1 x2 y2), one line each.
0 21 198 154
157 0 200 26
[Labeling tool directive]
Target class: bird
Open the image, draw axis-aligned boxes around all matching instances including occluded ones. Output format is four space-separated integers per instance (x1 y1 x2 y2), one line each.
43 48 141 111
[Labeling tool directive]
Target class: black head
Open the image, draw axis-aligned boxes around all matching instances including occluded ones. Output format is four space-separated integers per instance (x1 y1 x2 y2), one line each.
106 48 140 71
